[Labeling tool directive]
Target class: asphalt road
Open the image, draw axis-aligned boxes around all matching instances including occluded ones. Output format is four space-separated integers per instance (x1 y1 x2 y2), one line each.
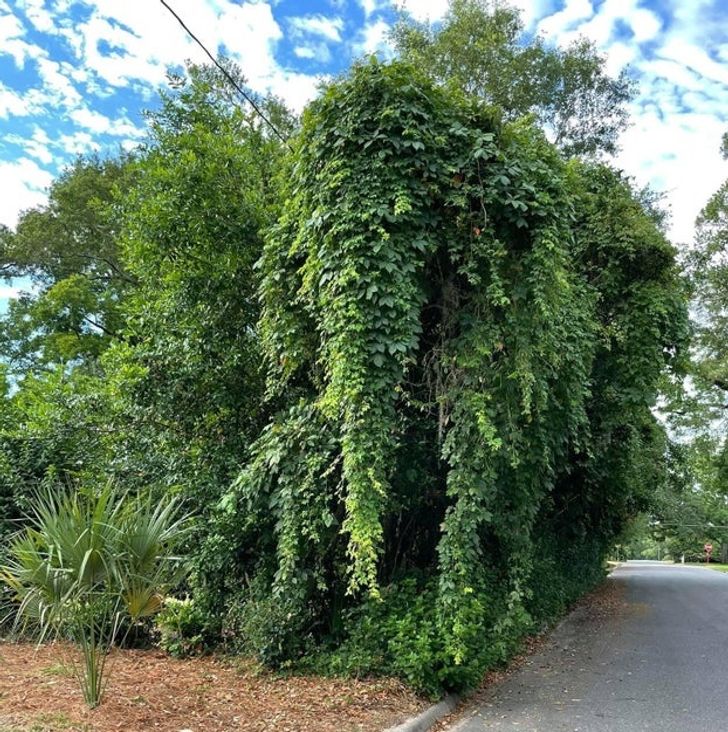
448 561 728 732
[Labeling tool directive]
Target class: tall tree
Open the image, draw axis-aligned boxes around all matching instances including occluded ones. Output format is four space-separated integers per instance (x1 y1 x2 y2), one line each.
391 0 634 156
688 135 728 418
0 155 134 374
655 132 728 560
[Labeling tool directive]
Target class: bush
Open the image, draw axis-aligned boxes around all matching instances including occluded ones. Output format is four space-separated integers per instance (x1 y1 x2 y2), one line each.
0 484 189 707
305 576 521 697
221 571 318 666
155 597 206 657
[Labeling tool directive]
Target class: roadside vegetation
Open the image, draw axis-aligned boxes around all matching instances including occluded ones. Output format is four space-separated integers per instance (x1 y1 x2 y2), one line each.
4 0 726 724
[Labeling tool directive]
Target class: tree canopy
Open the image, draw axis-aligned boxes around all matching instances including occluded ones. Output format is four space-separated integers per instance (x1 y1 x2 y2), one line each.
391 0 634 156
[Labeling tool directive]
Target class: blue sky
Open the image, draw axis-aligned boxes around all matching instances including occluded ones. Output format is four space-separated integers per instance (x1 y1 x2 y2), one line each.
1 0 727 312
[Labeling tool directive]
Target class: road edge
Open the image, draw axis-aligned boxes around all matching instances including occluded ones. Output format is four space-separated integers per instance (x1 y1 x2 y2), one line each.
385 571 622 732
383 694 460 732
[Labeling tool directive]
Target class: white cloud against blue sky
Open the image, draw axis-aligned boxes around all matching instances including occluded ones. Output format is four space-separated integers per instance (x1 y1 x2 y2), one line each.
0 0 726 284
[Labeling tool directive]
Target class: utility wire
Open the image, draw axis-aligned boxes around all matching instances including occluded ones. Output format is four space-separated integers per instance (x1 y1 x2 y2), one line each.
158 0 292 150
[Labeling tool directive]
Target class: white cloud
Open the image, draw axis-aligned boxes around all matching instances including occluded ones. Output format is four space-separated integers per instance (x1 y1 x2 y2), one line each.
294 46 317 59
538 0 593 38
397 0 449 23
531 0 728 249
658 39 728 87
69 107 114 134
509 0 556 30
5 127 54 164
294 43 332 63
617 106 728 245
603 40 637 76
0 8 45 67
630 7 662 43
353 19 392 57
69 106 143 137
265 71 323 113
17 0 55 33
0 0 322 116
559 0 662 47
0 157 53 228
26 127 52 164
358 0 386 17
0 82 32 118
57 130 98 155
36 57 82 107
640 59 704 91
289 14 344 43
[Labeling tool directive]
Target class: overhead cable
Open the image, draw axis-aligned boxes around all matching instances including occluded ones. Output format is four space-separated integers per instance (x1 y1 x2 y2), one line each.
159 0 292 150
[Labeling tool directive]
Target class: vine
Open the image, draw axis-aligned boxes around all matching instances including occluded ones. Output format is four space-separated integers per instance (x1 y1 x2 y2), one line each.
218 59 688 691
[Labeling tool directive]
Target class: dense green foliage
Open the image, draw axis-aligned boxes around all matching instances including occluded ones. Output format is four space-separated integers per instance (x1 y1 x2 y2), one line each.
0 64 283 545
1 2 691 698
391 0 634 156
206 60 687 692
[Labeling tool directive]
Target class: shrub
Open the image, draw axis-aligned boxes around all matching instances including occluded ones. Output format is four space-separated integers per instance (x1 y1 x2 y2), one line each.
155 597 205 658
0 483 189 707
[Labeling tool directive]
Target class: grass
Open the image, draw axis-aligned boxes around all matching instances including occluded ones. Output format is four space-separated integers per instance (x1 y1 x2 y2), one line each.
29 712 90 731
41 663 75 678
682 562 728 572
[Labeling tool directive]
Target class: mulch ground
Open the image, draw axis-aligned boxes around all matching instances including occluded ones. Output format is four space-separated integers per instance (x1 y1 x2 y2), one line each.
0 642 427 732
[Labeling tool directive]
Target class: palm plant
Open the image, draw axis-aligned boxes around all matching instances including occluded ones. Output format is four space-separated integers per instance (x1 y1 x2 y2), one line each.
0 484 189 707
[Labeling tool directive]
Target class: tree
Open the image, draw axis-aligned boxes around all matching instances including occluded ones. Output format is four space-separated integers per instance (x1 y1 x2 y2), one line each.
659 132 728 562
391 0 634 156
99 63 294 622
687 139 728 420
0 155 134 374
210 60 687 692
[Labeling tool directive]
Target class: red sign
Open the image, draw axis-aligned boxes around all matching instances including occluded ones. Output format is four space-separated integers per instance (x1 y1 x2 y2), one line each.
705 543 713 553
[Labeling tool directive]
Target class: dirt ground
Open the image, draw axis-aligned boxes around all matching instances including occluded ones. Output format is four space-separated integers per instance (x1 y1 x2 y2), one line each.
0 642 427 732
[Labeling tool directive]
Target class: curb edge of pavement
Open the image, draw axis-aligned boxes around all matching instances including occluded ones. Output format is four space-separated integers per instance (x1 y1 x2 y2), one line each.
383 694 460 732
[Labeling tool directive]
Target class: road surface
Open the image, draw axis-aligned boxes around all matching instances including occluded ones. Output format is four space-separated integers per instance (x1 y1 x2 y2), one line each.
448 561 728 731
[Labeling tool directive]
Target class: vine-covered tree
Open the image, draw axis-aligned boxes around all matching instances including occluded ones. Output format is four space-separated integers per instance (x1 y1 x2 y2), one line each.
206 60 687 692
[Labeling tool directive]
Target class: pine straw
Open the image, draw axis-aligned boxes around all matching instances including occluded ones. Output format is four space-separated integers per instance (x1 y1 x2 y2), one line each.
0 642 427 732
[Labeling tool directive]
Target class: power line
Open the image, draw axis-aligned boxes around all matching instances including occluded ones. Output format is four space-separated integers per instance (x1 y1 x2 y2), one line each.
158 0 292 150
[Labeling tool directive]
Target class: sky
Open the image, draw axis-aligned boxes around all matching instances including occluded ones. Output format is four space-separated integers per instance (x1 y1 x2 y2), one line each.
1 0 727 312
